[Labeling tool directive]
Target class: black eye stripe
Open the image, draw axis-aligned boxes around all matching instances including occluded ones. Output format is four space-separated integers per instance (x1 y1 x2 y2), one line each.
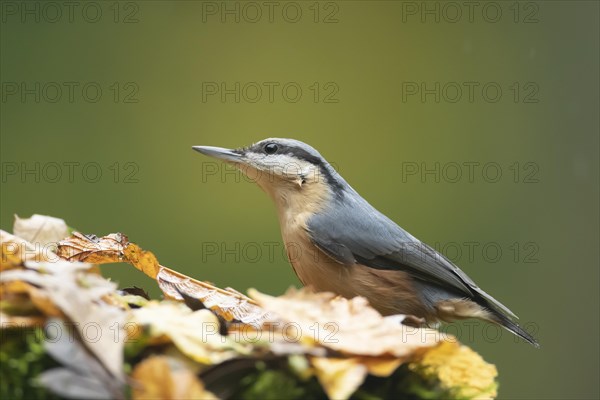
257 143 321 166
284 148 322 166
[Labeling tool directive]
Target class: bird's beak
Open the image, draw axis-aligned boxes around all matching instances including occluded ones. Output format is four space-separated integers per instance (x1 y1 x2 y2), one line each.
192 146 242 163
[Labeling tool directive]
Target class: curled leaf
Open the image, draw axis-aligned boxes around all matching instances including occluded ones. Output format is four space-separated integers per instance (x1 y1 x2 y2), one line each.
157 267 270 324
57 232 269 324
57 232 126 264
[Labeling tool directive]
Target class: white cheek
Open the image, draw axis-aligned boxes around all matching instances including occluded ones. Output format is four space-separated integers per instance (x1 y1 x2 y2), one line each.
244 153 318 183
265 155 309 178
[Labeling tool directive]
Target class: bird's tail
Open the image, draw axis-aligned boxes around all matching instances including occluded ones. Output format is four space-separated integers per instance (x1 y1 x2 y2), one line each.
491 312 540 348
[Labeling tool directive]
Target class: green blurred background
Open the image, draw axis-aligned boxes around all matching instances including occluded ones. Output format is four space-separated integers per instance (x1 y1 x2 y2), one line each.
1 1 598 398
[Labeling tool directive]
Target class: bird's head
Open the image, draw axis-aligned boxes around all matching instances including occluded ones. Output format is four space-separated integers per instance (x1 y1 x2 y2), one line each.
193 138 346 213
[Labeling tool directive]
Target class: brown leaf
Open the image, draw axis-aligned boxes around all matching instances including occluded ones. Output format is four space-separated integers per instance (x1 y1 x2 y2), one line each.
57 232 126 264
1 279 33 294
57 232 269 324
131 355 217 400
156 268 270 324
24 284 64 317
1 278 63 318
0 312 46 328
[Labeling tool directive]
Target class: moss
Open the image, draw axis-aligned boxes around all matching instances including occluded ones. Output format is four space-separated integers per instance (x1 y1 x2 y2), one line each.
226 359 326 400
0 328 60 400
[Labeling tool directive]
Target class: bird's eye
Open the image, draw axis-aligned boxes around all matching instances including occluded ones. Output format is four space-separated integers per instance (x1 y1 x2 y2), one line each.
264 143 278 154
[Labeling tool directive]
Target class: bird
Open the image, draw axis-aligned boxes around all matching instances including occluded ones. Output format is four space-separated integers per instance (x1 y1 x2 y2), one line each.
193 138 539 347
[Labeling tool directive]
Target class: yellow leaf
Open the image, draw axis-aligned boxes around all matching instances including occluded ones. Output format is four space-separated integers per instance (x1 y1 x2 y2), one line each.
1 280 32 294
410 341 498 399
310 357 368 400
131 355 217 400
360 357 403 377
131 301 250 365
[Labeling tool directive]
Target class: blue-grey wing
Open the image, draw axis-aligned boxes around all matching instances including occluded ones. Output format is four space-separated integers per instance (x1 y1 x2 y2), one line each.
306 198 517 319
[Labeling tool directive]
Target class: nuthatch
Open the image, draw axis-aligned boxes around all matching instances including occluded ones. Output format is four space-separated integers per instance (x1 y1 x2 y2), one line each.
193 138 539 347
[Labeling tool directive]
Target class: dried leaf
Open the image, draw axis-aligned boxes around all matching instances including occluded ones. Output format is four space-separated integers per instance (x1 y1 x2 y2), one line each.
57 232 269 324
0 261 126 380
57 232 126 264
25 284 64 317
131 301 251 365
310 357 368 400
1 279 34 294
359 357 403 377
14 214 69 247
156 268 270 324
38 369 114 400
0 312 45 327
45 321 106 376
409 341 498 399
131 355 217 400
0 272 64 317
248 287 441 358
123 242 161 278
1 230 54 270
39 319 124 399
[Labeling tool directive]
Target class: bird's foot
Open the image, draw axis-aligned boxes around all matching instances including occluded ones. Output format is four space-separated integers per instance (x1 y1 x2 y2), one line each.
401 315 428 328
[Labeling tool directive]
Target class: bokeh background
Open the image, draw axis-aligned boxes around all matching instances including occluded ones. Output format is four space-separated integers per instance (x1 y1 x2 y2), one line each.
1 1 598 398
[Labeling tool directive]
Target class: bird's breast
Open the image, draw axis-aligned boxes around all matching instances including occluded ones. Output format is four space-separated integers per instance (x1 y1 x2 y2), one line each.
279 215 345 289
280 223 428 318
